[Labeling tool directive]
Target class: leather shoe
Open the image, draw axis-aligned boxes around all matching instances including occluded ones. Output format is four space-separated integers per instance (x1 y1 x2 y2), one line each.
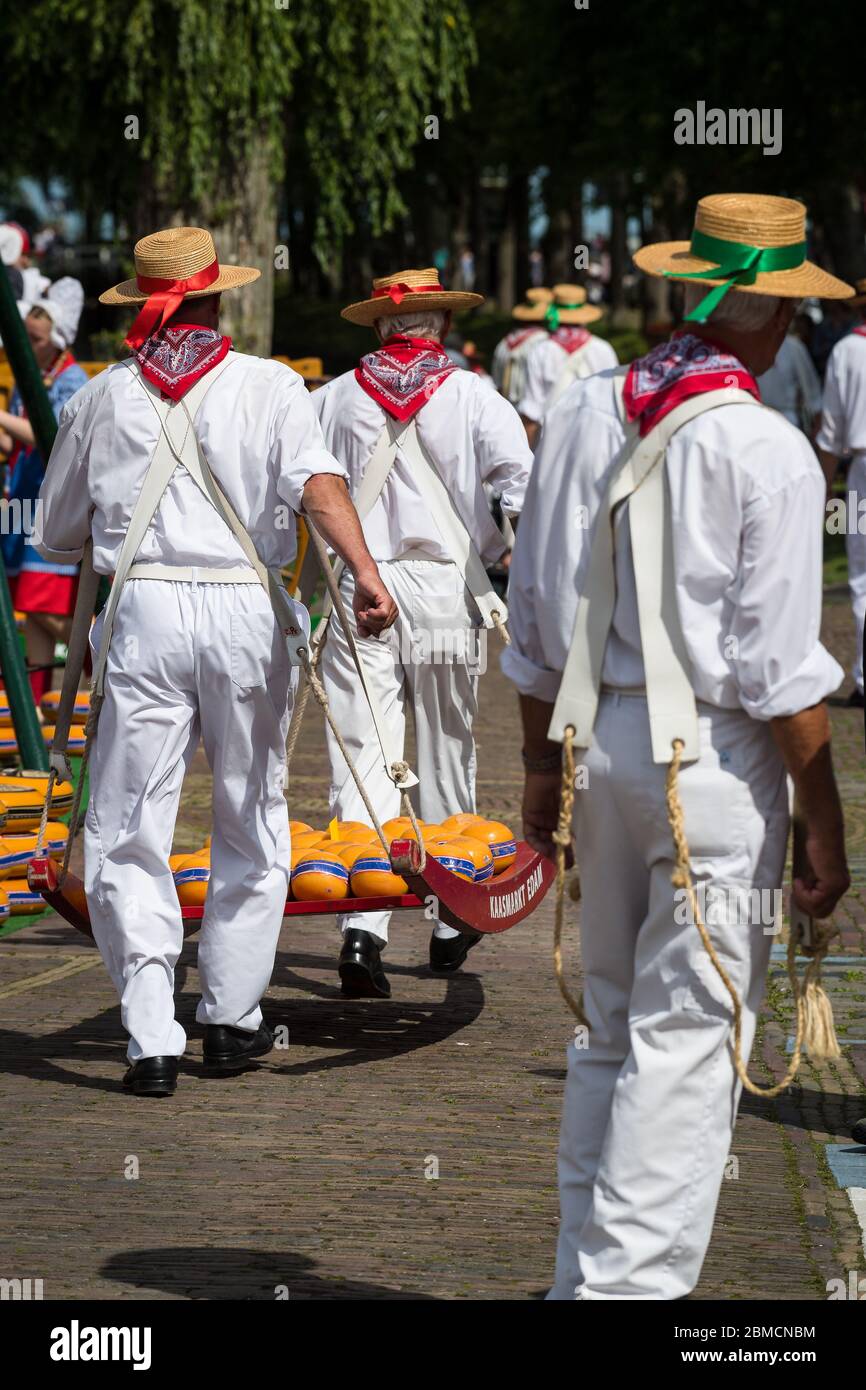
339 928 391 998
429 929 483 973
852 1117 866 1145
123 1055 178 1097
203 1020 274 1072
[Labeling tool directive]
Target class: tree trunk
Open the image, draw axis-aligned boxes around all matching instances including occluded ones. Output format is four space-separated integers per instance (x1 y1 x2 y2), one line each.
204 135 277 357
609 173 628 317
814 182 866 281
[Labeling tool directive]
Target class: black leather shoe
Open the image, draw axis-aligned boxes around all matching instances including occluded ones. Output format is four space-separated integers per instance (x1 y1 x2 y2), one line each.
203 1021 274 1072
123 1056 178 1097
846 688 865 709
852 1117 866 1145
429 929 483 973
339 928 391 998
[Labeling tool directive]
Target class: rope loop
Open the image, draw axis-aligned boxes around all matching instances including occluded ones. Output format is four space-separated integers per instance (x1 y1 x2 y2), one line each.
665 735 839 1096
552 725 588 1026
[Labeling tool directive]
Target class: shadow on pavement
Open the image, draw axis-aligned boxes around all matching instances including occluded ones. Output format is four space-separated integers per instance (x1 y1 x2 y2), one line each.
100 1245 438 1300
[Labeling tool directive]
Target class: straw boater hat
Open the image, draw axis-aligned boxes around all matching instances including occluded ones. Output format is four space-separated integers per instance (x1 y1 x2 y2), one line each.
341 268 483 327
512 287 554 321
846 277 866 309
519 283 603 328
634 194 853 321
100 226 260 346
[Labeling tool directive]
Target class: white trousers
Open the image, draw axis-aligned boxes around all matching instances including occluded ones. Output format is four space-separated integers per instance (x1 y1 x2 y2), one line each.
85 579 298 1062
319 558 480 944
548 693 789 1300
847 452 866 692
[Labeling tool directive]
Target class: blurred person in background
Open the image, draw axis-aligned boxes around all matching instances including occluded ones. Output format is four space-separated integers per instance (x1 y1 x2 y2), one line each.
817 277 866 708
0 277 87 701
757 329 822 437
518 284 618 447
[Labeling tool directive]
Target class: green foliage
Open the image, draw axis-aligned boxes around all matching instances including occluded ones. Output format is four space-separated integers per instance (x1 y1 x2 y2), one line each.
1 0 474 264
296 2 476 262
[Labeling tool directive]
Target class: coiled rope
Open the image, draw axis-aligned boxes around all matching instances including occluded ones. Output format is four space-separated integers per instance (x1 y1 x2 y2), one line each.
553 728 841 1094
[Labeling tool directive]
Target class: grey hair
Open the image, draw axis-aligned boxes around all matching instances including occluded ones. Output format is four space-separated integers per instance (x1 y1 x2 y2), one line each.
375 309 448 340
682 284 793 330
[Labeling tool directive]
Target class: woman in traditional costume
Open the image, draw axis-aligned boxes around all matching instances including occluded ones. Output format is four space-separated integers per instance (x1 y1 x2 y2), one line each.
0 277 87 700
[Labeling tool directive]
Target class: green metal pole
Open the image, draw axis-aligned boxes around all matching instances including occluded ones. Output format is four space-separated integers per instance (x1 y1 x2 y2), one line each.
0 262 58 459
0 263 52 769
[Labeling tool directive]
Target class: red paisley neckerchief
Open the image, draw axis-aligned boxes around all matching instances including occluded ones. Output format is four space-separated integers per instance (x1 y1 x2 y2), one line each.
623 331 760 437
131 323 232 401
852 326 866 339
550 326 592 355
355 334 457 421
504 326 546 351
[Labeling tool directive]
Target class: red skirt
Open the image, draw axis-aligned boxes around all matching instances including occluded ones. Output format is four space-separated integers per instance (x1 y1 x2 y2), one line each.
9 570 78 618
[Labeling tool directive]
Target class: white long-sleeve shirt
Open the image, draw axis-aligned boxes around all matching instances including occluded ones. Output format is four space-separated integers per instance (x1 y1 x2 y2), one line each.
517 334 619 423
817 330 866 457
35 352 346 573
757 334 822 430
503 369 842 721
312 368 532 565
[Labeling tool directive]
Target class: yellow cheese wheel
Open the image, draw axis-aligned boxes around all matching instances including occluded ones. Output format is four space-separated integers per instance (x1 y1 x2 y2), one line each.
325 819 378 844
0 886 9 920
0 775 74 830
426 840 476 882
291 849 349 901
0 823 69 878
381 816 426 843
42 724 87 754
289 820 314 836
4 877 45 913
461 819 518 874
447 835 494 882
292 829 327 851
336 842 377 871
174 850 210 906
350 852 408 897
40 690 91 720
440 812 484 834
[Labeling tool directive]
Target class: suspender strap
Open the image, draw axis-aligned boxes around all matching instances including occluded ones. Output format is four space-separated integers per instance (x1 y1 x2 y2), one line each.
312 412 507 650
93 356 307 698
547 341 593 409
548 385 759 764
385 415 507 629
47 539 102 780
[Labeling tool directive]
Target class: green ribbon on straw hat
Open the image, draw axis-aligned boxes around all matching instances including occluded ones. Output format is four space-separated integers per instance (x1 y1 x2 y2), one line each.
665 228 807 322
545 302 587 330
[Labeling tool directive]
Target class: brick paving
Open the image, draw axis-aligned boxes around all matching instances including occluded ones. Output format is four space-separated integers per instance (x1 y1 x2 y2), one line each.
0 586 864 1301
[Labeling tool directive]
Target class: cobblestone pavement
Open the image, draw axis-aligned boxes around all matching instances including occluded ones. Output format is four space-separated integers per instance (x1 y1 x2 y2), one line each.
0 585 864 1301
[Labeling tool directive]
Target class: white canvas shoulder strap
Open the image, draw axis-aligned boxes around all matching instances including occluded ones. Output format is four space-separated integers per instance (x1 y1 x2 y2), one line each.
387 415 507 629
548 383 760 764
547 341 595 409
91 357 233 694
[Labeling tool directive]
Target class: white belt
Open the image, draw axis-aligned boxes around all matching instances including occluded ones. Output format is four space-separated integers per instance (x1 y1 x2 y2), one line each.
127 563 260 584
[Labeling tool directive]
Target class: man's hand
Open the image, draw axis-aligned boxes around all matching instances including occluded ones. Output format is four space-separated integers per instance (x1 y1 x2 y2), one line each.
522 768 570 865
353 564 398 638
793 823 849 920
302 473 398 633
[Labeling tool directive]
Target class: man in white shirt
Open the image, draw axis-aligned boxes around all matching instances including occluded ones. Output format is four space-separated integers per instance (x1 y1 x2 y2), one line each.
816 282 866 705
518 284 618 446
757 330 822 434
491 288 553 405
312 268 533 996
503 194 851 1299
36 226 397 1097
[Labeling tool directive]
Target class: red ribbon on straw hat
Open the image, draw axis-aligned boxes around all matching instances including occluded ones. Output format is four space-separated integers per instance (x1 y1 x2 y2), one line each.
124 258 220 348
372 281 443 306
